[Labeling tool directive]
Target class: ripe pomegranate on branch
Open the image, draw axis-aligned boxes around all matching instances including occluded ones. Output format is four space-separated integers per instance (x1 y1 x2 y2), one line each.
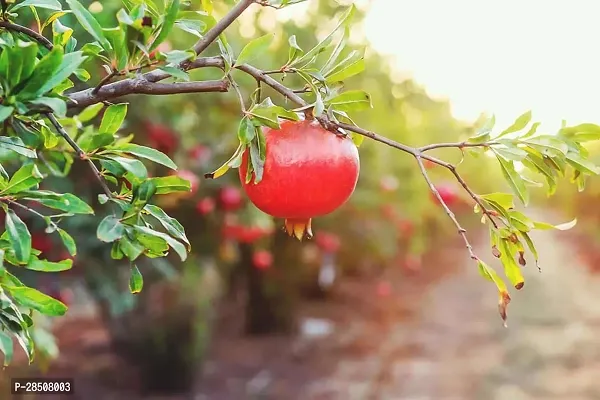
0 0 597 366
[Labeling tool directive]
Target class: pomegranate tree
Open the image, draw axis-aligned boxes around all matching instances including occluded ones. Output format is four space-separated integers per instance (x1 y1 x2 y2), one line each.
239 120 360 240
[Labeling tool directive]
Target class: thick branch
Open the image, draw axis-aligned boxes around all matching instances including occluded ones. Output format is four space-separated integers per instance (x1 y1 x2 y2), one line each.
0 21 53 50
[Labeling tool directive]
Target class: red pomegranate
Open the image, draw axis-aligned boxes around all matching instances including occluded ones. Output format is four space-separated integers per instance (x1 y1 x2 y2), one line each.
252 250 273 270
315 232 341 253
239 120 359 240
376 281 392 298
32 233 53 255
218 186 243 212
379 175 399 192
196 197 215 215
424 160 436 169
432 184 457 206
143 121 178 155
189 145 212 165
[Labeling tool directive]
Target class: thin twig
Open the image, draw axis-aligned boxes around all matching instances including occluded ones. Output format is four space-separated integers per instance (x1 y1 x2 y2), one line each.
419 141 499 152
7 199 59 231
46 113 112 197
414 155 478 260
92 69 118 95
0 20 53 50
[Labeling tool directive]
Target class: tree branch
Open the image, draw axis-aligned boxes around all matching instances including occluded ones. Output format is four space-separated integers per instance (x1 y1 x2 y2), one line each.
0 20 53 50
191 0 256 56
46 113 112 197
419 141 498 152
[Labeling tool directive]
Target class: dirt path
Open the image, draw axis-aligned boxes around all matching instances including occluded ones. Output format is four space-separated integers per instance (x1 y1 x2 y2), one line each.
305 209 600 400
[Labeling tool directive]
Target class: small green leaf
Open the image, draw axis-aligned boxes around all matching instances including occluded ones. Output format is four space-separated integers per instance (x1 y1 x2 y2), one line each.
103 155 147 179
77 103 104 122
150 176 191 194
497 110 532 138
248 139 265 184
18 190 93 214
237 117 256 144
4 208 31 264
480 192 514 210
144 204 190 249
235 33 274 66
204 143 246 179
5 286 67 316
499 240 525 290
105 143 177 170
58 228 76 255
39 51 86 95
496 156 529 205
325 90 372 112
518 231 539 269
66 0 112 51
16 47 63 100
2 163 43 194
129 264 143 293
477 258 511 324
97 215 125 242
532 218 577 231
565 152 599 175
0 330 13 366
325 57 365 83
26 258 72 272
10 0 61 12
492 143 528 161
29 97 67 117
158 66 189 81
134 226 187 261
286 34 303 64
0 106 14 123
99 103 127 134
103 27 129 71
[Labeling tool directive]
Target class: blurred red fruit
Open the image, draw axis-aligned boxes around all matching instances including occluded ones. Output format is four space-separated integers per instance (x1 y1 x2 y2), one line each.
56 288 75 306
424 160 435 169
196 197 215 215
432 184 457 206
381 204 397 220
189 145 212 165
403 255 422 274
252 250 273 270
376 281 392 297
315 232 341 253
379 175 399 192
32 234 53 255
177 169 200 195
397 220 414 236
143 121 178 155
238 226 272 243
218 186 243 212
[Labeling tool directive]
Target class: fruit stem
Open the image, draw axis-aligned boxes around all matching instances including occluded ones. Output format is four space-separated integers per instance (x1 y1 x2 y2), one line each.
284 218 313 241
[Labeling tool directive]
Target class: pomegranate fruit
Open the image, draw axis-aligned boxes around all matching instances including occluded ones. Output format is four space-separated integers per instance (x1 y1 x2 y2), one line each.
239 120 360 240
252 250 273 270
143 121 178 155
432 184 457 206
315 232 341 253
376 281 392 298
196 197 215 215
189 145 212 165
218 186 243 212
32 233 53 255
424 160 435 169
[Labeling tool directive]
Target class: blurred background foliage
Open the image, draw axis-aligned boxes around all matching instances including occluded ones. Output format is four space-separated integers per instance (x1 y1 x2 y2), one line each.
0 0 531 394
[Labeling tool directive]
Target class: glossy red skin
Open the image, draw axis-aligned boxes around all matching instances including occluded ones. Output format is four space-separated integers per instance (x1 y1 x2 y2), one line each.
239 120 360 219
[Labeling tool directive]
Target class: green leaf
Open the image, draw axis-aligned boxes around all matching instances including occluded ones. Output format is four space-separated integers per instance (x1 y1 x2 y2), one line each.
97 215 125 242
237 117 256 144
496 156 529 206
103 155 147 179
129 264 143 293
26 258 72 272
158 66 189 82
0 136 36 159
105 143 177 169
248 138 265 184
477 258 511 324
66 0 111 51
17 190 92 214
5 286 67 316
326 90 372 112
469 114 495 143
119 235 144 261
103 28 128 71
508 210 535 232
492 142 528 161
144 204 190 249
0 330 13 366
39 51 86 95
149 0 180 52
235 33 274 66
204 143 246 179
325 57 365 83
0 106 14 123
565 152 600 175
10 0 61 12
134 226 187 261
4 209 31 264
16 47 63 100
99 103 127 134
52 18 73 47
322 25 349 74
525 136 569 157
42 10 71 32
497 110 532 138
499 240 525 290
290 5 356 67
58 228 76 255
286 34 303 64
518 231 539 268
2 163 43 194
29 97 67 117
480 192 514 210
77 103 104 122
150 175 191 194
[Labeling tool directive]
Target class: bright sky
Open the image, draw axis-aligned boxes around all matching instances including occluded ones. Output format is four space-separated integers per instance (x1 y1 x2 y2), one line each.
362 0 600 131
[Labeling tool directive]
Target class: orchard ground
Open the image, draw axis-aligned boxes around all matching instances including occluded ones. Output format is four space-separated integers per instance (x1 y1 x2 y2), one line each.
1 208 599 399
